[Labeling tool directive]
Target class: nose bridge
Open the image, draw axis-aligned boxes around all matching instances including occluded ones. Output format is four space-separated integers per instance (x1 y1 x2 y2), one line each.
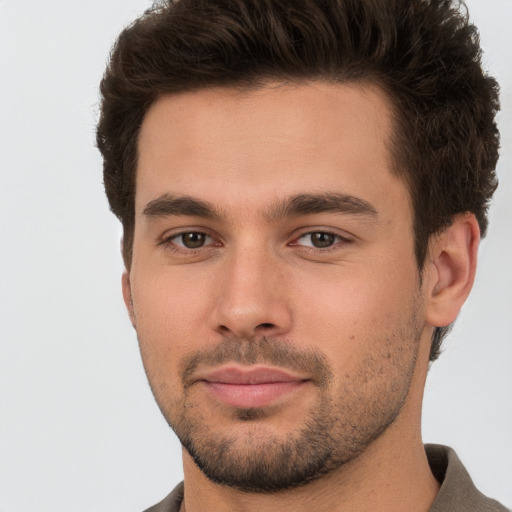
213 237 291 338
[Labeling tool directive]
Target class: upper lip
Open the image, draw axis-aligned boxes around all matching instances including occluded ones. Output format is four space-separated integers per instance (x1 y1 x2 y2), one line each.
198 366 308 385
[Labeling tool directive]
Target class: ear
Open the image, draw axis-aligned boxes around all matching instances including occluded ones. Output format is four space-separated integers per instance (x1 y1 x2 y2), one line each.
122 271 137 328
424 213 480 328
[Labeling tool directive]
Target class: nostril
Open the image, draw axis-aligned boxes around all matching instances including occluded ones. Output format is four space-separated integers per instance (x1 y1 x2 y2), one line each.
257 323 275 329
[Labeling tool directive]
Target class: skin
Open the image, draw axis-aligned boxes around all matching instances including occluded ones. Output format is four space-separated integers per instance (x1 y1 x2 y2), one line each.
123 82 479 512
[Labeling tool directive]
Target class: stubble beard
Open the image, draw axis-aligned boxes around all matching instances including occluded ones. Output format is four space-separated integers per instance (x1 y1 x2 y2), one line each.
143 316 422 493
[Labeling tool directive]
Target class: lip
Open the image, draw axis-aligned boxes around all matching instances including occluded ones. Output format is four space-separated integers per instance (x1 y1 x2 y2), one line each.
198 366 309 408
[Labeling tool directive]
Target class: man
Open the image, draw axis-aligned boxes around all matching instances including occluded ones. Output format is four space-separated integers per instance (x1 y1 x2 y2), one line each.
96 0 508 510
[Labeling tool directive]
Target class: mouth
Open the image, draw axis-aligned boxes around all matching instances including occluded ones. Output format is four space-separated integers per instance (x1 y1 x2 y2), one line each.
198 366 310 408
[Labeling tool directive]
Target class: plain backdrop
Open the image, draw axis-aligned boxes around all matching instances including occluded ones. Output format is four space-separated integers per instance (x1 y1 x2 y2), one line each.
0 1 511 511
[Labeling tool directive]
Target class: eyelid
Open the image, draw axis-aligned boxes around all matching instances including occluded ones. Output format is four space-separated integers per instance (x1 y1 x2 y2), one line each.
288 228 353 251
159 227 222 249
172 232 213 248
290 228 352 242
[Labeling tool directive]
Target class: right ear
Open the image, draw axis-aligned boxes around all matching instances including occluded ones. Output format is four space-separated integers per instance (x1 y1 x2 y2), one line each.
122 271 136 328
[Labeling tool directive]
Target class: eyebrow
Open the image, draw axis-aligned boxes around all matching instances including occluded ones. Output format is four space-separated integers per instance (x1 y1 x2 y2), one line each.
142 192 378 221
143 194 220 219
265 193 378 222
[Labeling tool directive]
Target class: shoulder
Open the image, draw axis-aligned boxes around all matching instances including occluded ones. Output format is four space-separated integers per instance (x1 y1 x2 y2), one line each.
426 444 510 512
142 482 184 512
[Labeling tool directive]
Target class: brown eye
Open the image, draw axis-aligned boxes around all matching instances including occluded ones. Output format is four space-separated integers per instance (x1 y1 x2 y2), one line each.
173 232 211 249
310 232 336 248
294 231 343 249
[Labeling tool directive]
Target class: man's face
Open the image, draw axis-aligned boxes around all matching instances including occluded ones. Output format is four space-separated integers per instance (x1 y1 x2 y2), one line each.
126 82 432 491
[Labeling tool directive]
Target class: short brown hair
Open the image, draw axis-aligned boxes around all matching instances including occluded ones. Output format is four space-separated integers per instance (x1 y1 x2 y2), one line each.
96 0 500 361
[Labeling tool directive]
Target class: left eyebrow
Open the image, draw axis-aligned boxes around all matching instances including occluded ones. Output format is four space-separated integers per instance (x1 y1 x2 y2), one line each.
265 193 378 222
142 194 222 219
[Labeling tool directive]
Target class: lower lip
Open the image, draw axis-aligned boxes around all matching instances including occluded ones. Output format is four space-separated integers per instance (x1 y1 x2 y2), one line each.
203 381 307 408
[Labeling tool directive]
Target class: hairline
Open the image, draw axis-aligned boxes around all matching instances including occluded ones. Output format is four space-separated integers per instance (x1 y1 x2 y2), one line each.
124 76 418 267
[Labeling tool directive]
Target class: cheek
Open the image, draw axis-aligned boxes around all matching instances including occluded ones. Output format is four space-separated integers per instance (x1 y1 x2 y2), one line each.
292 257 420 359
130 269 214 369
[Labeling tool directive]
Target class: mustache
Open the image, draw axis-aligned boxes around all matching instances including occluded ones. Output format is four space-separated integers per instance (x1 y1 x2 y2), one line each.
180 336 333 388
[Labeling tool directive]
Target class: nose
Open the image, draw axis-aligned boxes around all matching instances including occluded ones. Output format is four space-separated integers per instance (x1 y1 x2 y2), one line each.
212 245 293 339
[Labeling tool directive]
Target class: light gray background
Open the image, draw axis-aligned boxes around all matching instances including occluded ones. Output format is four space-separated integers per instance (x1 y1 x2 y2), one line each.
0 1 510 511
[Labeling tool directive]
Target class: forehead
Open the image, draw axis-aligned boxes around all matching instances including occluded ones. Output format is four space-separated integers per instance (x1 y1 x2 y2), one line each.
135 81 408 220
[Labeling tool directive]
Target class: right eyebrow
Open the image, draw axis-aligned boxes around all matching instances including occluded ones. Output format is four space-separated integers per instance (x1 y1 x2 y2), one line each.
142 194 221 219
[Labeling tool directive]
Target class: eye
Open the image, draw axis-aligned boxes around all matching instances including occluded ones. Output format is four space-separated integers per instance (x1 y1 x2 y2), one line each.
170 232 214 249
294 231 344 249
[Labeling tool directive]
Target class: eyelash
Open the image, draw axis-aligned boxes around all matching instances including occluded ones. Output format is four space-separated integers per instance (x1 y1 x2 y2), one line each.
160 231 219 253
160 229 351 254
289 231 350 252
